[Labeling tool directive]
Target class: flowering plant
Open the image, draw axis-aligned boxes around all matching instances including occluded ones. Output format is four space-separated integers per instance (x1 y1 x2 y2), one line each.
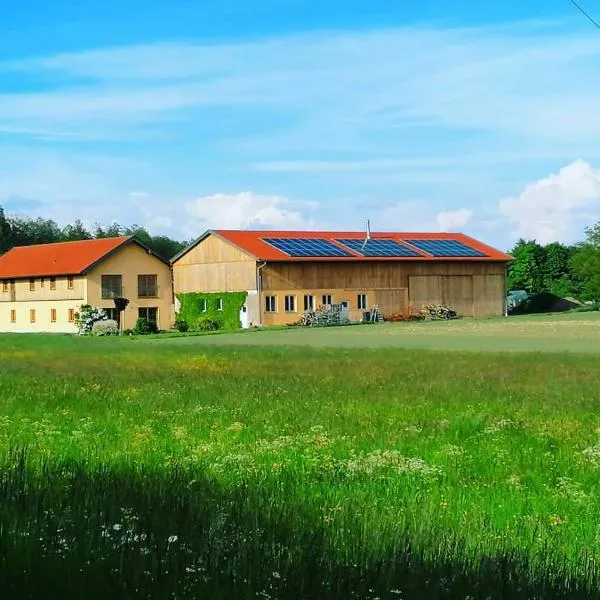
74 305 108 335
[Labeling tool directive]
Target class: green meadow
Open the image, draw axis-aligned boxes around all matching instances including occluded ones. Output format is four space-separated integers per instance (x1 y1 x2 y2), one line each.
1 314 600 599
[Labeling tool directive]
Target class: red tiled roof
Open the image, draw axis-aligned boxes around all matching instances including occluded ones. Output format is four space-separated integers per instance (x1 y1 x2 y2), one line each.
0 237 132 279
206 230 512 262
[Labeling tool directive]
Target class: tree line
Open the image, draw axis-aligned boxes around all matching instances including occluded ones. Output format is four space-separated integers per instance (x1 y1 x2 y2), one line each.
0 206 188 261
1 205 599 300
507 222 600 301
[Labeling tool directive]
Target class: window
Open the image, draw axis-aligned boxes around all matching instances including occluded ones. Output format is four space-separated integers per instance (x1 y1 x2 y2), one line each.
357 294 367 310
284 295 296 312
2 280 8 293
303 294 314 312
322 294 333 306
50 277 56 290
29 278 35 292
40 278 45 288
265 295 277 313
67 276 74 290
138 307 158 324
101 275 122 299
30 309 36 323
137 274 158 298
68 309 75 323
199 298 208 312
104 308 119 321
10 310 16 323
50 308 57 323
216 298 223 311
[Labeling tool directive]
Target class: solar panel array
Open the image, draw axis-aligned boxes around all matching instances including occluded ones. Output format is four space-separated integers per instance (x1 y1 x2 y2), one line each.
336 238 420 257
262 236 488 258
403 239 486 257
263 237 352 257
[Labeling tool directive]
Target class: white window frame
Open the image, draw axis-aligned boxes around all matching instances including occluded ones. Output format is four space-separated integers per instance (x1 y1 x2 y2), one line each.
303 294 315 312
322 294 333 306
265 295 277 313
284 295 296 312
357 294 367 310
216 298 224 311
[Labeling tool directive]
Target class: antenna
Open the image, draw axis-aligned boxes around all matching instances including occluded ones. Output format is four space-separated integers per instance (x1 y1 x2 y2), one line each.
362 219 371 250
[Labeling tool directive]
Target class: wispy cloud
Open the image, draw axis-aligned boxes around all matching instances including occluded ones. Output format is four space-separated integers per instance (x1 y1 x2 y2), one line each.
2 20 600 146
3 20 600 245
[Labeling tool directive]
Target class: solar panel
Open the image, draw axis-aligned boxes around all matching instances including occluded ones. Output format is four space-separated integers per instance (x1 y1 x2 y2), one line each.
336 238 420 257
263 238 352 257
403 239 486 257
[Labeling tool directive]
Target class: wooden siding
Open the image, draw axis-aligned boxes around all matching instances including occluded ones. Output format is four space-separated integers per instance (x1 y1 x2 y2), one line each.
260 261 506 323
261 261 505 291
409 273 506 316
260 287 409 326
173 234 257 293
0 276 85 302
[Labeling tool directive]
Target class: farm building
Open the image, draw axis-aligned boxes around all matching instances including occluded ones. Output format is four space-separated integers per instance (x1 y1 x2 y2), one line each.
171 230 512 328
0 236 174 333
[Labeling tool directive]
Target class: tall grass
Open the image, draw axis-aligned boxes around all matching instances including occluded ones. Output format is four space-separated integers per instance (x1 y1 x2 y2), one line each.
1 335 600 598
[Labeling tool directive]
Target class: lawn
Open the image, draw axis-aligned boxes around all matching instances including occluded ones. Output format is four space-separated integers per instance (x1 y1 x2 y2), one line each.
155 311 600 353
1 314 600 599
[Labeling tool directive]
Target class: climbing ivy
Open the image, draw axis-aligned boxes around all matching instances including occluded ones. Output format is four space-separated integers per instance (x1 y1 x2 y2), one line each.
176 292 248 331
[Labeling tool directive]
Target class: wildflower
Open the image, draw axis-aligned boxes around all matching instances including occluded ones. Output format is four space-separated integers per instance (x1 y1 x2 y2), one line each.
112 524 122 531
167 535 178 544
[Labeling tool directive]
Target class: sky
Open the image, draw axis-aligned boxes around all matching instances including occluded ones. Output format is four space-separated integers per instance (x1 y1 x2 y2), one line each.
2 0 600 250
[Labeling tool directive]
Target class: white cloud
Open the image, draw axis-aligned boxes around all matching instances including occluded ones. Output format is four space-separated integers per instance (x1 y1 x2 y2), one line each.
498 160 600 244
184 192 318 231
437 208 473 231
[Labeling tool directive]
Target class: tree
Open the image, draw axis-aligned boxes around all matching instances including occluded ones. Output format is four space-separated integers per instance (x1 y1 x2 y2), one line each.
62 219 92 241
9 216 62 246
571 222 600 301
0 207 12 254
93 222 123 239
543 242 577 297
506 240 547 293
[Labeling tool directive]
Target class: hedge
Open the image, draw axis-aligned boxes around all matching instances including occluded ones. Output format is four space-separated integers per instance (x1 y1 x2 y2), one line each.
176 292 247 331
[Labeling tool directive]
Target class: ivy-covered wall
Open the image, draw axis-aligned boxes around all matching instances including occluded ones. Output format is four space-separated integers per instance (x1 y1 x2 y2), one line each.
176 291 248 330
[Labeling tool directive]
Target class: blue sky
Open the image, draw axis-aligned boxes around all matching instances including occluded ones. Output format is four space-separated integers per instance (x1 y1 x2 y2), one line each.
2 0 600 249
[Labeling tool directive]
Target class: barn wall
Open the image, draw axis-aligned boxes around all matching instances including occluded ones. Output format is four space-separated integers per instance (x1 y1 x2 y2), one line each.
261 261 506 323
172 235 257 293
261 261 504 291
260 287 409 326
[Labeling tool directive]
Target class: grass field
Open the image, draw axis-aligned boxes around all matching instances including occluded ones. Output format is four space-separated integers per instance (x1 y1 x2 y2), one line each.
154 311 600 353
1 314 600 599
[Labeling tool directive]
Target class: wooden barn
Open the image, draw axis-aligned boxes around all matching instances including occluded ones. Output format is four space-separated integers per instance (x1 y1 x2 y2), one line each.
171 230 512 327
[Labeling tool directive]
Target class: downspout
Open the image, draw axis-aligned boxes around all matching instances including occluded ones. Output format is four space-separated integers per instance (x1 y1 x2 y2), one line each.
256 261 267 327
503 263 508 317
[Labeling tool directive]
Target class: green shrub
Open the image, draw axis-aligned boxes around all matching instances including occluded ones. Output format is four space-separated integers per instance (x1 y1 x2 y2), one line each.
196 317 222 331
133 318 159 335
174 319 189 332
91 319 119 336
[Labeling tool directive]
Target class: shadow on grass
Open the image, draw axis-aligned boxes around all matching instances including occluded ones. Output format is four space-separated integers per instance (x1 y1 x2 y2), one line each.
0 452 596 600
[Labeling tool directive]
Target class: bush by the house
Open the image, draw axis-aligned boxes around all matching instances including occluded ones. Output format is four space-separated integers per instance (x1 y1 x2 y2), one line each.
197 317 222 331
133 317 159 335
74 305 107 335
174 318 189 332
91 319 119 336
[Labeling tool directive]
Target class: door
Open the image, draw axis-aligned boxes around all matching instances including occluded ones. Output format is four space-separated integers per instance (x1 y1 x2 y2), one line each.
239 304 249 329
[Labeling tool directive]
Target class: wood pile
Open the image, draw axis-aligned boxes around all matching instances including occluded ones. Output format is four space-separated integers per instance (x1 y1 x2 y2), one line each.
419 305 458 321
295 304 349 327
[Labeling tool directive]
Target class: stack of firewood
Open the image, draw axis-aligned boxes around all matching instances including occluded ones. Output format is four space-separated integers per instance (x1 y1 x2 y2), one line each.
419 305 457 320
295 304 346 327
